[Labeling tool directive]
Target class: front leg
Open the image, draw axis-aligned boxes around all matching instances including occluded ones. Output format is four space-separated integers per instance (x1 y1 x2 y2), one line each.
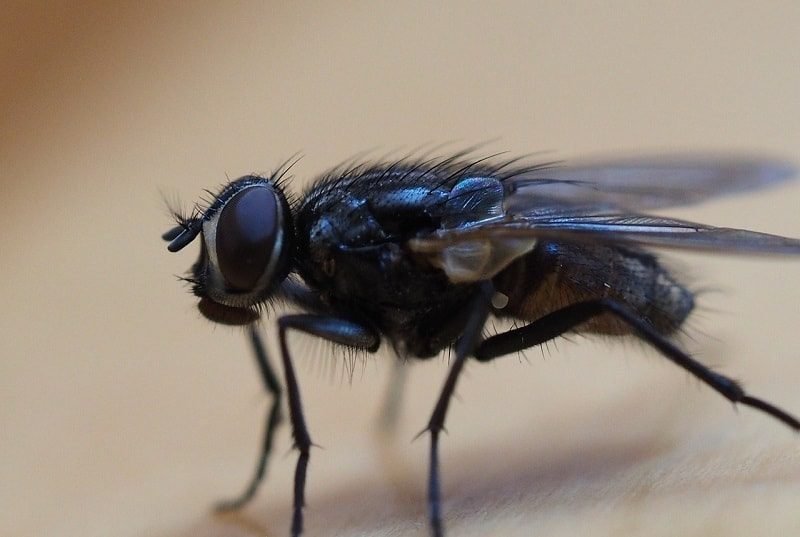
216 325 284 512
276 314 380 537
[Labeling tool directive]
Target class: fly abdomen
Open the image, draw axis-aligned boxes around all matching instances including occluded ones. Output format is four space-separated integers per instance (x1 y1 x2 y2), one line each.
493 241 695 336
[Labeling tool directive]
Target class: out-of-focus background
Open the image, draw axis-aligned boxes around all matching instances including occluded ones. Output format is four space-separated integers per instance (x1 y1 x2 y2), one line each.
2 2 799 536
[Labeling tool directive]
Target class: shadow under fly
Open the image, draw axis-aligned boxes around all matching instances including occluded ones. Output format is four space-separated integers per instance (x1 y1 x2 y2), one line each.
162 151 800 537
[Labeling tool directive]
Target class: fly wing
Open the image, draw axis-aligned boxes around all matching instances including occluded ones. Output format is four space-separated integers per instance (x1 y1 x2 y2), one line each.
505 154 796 211
410 207 800 283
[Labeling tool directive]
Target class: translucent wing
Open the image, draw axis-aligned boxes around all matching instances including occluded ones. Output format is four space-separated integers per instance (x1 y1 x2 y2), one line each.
505 154 796 211
410 156 800 283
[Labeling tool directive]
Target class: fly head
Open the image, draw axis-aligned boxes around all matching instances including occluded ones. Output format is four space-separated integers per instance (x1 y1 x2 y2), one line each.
162 174 294 325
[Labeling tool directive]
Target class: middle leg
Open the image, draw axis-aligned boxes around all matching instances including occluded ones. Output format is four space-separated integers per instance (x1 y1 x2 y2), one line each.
423 282 494 537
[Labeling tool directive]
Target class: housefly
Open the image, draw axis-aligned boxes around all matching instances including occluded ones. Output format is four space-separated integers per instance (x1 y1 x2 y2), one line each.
162 151 800 537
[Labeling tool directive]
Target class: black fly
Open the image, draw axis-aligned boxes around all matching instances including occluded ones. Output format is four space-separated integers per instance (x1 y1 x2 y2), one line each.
163 151 800 537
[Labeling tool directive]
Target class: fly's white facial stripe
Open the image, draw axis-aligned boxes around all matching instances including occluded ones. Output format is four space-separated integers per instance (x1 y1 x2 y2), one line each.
202 184 284 308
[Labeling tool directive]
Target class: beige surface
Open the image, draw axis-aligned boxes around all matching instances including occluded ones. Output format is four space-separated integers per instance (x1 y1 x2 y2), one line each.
2 2 800 536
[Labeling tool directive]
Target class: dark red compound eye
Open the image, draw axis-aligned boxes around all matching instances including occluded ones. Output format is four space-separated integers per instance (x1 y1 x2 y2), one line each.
215 186 279 291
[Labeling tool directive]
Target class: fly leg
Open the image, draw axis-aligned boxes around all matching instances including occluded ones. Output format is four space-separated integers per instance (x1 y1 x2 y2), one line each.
216 325 283 511
276 314 380 537
377 359 407 435
475 298 800 431
423 282 494 537
373 359 411 505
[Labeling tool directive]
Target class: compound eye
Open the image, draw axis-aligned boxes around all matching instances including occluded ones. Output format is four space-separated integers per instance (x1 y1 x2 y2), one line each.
215 186 279 291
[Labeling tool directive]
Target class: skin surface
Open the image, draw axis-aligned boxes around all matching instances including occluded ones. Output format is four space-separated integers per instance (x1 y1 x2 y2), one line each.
2 3 799 537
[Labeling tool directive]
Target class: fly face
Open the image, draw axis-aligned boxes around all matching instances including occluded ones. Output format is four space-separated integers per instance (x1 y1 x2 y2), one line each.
163 174 294 325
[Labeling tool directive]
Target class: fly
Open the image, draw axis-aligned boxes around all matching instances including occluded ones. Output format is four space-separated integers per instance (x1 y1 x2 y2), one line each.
162 151 800 537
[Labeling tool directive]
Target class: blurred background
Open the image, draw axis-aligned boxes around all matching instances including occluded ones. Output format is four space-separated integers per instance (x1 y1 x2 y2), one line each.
2 2 799 536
